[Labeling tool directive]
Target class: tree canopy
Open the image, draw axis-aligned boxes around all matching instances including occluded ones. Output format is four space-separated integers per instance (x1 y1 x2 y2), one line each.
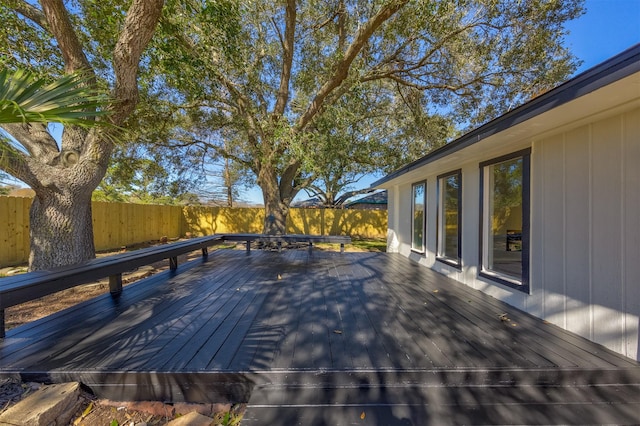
135 0 583 231
1 0 585 258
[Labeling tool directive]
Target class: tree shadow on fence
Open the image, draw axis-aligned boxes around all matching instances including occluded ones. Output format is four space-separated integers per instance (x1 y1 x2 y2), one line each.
182 207 264 236
287 208 387 238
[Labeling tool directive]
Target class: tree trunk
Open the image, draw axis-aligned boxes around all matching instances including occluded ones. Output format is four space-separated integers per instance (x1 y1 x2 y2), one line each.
258 166 290 235
262 190 289 235
28 189 96 271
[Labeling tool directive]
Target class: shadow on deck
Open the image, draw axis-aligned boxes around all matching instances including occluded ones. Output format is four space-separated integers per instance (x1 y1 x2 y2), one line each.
1 250 638 424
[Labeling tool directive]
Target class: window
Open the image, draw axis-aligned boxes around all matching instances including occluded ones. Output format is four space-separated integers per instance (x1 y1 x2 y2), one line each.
480 149 530 291
437 170 461 266
411 181 426 253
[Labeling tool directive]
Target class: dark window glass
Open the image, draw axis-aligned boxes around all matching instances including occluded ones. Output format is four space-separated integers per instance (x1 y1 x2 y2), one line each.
484 158 523 278
438 171 461 264
412 182 425 252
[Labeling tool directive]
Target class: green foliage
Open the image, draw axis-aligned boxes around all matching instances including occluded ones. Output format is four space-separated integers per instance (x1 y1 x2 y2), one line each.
0 5 62 76
0 69 111 126
134 0 583 216
93 149 202 205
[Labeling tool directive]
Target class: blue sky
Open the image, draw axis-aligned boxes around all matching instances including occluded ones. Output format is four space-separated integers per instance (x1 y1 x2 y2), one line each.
565 0 640 74
262 0 640 206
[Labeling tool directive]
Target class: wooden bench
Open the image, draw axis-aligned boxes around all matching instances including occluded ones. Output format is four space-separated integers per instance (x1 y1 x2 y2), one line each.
0 233 350 338
0 234 225 338
221 234 351 253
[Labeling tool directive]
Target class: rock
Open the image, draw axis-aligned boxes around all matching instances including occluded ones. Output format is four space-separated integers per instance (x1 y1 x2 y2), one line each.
0 382 82 426
166 411 213 426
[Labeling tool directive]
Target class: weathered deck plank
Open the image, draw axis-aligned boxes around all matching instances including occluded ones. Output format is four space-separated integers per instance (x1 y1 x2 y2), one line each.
379 256 551 368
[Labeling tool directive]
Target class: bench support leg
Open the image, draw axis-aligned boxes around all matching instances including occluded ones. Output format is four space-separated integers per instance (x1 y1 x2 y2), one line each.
170 256 178 271
109 274 123 297
308 242 313 254
202 247 208 257
277 241 282 253
340 243 345 253
0 309 4 338
246 241 251 253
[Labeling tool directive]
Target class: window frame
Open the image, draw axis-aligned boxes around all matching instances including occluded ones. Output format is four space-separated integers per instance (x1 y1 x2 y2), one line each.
478 149 531 293
411 181 427 254
436 169 462 268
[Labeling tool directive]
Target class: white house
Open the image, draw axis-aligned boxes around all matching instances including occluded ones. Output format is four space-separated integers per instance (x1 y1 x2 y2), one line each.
374 45 640 361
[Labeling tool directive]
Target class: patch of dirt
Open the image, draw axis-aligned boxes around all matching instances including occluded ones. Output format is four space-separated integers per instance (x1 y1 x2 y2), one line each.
71 394 245 426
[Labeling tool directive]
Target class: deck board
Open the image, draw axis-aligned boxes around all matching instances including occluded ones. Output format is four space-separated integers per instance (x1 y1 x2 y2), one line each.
379 257 548 368
1 249 638 413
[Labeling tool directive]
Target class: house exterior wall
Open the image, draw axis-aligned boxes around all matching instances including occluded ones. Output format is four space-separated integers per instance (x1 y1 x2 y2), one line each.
386 106 640 361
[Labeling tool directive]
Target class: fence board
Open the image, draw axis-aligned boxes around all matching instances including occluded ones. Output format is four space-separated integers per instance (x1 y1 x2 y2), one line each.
0 197 10 266
0 197 31 267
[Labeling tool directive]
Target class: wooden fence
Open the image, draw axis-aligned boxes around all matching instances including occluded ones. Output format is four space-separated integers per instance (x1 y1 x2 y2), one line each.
0 197 30 268
0 196 387 267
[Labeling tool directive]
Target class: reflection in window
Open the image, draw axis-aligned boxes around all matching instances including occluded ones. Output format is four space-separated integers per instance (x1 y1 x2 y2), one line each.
437 171 461 264
481 150 530 290
412 182 426 252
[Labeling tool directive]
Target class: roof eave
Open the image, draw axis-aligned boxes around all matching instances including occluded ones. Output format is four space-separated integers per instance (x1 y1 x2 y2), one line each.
372 43 640 188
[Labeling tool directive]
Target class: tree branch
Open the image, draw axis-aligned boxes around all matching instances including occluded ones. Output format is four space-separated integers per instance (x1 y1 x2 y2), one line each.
164 16 262 152
335 187 375 206
0 135 40 187
111 0 165 125
272 0 296 118
279 159 300 198
0 123 59 160
6 0 48 29
40 0 92 74
292 173 317 198
296 0 408 131
171 137 255 171
357 19 506 90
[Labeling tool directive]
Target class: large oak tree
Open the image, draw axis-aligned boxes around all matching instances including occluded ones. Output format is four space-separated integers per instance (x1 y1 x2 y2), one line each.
145 0 583 234
0 0 164 270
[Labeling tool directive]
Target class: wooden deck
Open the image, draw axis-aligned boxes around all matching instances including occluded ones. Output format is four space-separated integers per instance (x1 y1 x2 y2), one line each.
1 249 639 424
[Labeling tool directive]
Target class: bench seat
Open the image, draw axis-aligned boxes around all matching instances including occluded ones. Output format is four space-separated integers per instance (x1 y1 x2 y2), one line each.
0 233 350 337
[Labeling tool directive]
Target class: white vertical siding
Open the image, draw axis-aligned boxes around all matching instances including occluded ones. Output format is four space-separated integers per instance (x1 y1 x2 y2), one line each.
531 108 639 359
539 134 567 325
590 116 624 352
461 168 479 275
397 183 413 257
563 126 592 339
424 179 437 267
386 186 400 253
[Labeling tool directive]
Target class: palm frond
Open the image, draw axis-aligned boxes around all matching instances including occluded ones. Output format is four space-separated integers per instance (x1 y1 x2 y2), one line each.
0 69 113 126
